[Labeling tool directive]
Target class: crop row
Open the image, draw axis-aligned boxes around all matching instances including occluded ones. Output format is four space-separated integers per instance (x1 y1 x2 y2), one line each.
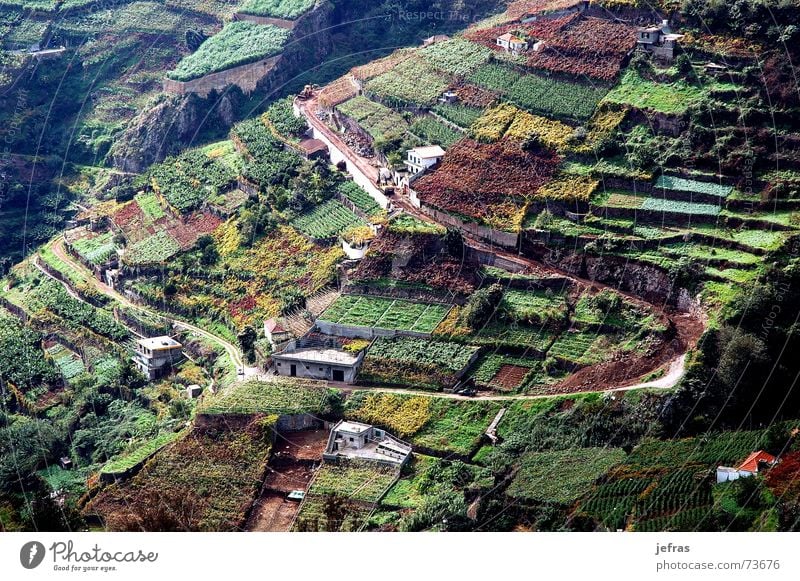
291 199 365 240
418 37 494 77
655 175 733 199
320 295 451 333
337 95 408 141
468 63 607 121
45 343 86 381
200 379 333 415
309 461 397 503
123 231 182 265
409 116 463 148
366 336 479 373
34 280 128 342
168 22 290 82
338 182 381 216
365 57 451 107
70 231 116 265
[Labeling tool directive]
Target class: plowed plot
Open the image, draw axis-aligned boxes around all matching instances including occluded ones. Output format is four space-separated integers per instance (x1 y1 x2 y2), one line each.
492 364 531 390
246 493 299 532
414 139 560 229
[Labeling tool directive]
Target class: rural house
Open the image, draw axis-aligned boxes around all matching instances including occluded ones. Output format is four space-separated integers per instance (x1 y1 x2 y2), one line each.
271 336 363 383
636 21 684 62
496 32 529 55
133 336 183 380
716 450 778 483
404 145 446 175
264 317 293 349
323 420 412 466
297 138 329 161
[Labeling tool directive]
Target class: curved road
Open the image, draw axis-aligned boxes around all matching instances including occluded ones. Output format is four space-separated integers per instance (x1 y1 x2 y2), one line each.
46 237 254 378
296 90 704 394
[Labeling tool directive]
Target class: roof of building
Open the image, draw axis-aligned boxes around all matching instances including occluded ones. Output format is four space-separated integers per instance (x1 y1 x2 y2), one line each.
298 138 328 155
265 318 288 334
273 347 359 366
136 336 181 351
409 145 446 159
337 421 371 434
737 450 777 473
662 33 684 41
639 26 662 33
498 32 526 44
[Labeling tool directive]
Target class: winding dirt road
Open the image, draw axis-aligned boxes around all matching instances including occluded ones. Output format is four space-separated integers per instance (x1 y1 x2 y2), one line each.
46 237 254 378
296 90 705 394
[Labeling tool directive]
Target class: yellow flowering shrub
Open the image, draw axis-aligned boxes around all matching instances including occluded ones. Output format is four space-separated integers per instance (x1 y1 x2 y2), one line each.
471 103 518 142
213 219 241 257
536 175 600 202
349 393 431 438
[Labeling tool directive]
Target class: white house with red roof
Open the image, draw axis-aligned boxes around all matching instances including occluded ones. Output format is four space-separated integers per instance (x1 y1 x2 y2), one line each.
496 32 529 55
716 450 778 483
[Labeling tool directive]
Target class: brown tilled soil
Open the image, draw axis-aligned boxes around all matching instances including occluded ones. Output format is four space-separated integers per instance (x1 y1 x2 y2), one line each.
491 365 531 390
245 429 329 532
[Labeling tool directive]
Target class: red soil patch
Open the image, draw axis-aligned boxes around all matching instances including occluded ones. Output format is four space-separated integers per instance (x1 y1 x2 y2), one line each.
492 364 531 390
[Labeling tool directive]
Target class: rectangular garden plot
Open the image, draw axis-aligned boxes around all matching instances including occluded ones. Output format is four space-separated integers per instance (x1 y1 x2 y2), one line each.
291 199 364 240
360 336 480 390
318 295 451 335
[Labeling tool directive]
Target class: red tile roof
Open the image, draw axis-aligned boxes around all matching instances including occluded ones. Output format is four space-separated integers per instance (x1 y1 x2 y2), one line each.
737 450 777 473
265 318 288 334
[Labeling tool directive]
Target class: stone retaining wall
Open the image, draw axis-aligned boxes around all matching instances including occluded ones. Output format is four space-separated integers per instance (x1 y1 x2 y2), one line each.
163 55 282 97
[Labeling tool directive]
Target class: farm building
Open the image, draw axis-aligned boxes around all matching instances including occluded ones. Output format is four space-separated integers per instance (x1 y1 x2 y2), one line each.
264 317 293 349
272 337 364 383
133 336 183 380
404 145 446 175
636 21 684 62
323 420 412 466
716 450 778 483
496 32 529 55
298 138 329 161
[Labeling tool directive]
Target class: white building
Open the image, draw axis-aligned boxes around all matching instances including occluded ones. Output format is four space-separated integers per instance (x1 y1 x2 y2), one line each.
716 450 778 483
264 317 293 350
636 21 684 62
404 145 445 175
496 32 529 55
272 339 363 383
323 420 412 466
133 336 183 380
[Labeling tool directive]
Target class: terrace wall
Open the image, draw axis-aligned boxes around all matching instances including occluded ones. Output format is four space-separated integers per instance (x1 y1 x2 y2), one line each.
233 13 297 29
163 55 282 97
465 246 528 274
344 283 461 305
419 204 519 249
305 119 390 210
315 321 431 340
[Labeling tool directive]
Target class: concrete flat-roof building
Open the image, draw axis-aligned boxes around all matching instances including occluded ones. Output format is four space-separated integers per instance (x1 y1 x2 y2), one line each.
323 420 412 467
133 336 183 380
272 337 364 383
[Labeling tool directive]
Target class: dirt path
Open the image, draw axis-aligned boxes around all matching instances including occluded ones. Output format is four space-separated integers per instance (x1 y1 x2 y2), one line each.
297 91 706 394
47 237 253 377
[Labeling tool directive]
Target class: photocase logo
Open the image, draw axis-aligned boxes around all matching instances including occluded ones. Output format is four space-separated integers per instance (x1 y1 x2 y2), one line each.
20 541 46 569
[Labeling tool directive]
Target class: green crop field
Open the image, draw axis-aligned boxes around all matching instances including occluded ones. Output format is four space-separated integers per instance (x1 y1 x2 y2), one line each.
337 95 409 141
468 63 607 121
308 461 398 503
70 231 116 265
238 0 315 19
168 22 290 82
365 57 451 106
320 295 451 333
655 175 733 199
507 447 626 504
199 380 334 415
603 70 707 114
291 199 365 239
338 181 381 216
366 336 479 372
100 432 180 476
501 289 567 325
419 37 494 76
409 116 463 148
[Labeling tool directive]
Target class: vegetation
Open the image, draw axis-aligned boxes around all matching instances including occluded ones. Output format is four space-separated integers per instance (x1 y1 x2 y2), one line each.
291 199 365 240
168 22 290 82
320 295 451 333
199 380 337 415
238 0 315 19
